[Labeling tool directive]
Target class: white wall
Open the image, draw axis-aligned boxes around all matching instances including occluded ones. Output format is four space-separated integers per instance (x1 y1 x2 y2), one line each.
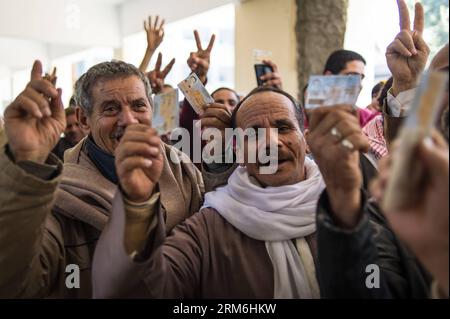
0 0 121 48
119 0 237 37
0 0 237 112
0 37 50 70
235 0 298 97
345 0 409 107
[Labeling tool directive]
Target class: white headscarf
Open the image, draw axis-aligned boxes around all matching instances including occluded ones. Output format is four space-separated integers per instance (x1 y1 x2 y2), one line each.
202 157 325 298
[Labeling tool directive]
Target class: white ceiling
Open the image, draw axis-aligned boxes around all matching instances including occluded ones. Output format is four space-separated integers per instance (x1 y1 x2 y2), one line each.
0 0 236 70
90 0 132 4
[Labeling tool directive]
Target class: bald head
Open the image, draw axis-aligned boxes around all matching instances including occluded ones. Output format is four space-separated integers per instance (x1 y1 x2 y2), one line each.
236 91 301 131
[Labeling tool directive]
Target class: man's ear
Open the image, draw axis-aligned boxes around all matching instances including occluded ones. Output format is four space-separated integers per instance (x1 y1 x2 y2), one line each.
303 129 311 154
76 107 91 134
324 70 333 76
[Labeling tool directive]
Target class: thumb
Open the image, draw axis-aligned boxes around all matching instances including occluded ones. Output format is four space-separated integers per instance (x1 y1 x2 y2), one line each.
31 60 43 81
50 88 65 124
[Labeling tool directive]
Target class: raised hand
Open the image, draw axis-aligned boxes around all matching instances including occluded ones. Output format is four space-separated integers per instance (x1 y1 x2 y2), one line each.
139 15 165 72
147 52 175 94
374 131 449 296
306 105 370 228
260 60 283 89
144 15 165 52
115 124 164 203
386 0 430 96
187 30 215 84
4 60 65 164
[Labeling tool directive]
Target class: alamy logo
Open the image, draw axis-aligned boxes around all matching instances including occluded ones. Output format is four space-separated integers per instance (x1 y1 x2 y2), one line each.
169 123 281 174
65 264 80 289
365 264 380 289
65 3 81 30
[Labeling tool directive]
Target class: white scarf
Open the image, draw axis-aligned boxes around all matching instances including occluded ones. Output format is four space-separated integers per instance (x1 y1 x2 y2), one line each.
202 158 325 299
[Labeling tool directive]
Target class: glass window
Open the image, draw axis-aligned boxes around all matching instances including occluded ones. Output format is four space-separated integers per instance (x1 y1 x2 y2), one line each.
122 3 236 100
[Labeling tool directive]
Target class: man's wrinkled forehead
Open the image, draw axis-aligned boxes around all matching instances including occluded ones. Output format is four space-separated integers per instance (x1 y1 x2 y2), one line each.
236 92 297 127
92 75 151 105
94 76 143 94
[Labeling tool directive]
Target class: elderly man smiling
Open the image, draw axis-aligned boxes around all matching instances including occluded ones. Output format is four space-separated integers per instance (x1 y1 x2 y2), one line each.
92 86 325 298
0 60 205 298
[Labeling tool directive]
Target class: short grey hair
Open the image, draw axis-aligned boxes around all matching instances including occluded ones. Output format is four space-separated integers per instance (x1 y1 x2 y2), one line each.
74 60 153 115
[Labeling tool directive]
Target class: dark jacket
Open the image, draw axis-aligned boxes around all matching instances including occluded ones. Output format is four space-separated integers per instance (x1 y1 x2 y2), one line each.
51 137 75 161
316 189 431 298
93 194 318 299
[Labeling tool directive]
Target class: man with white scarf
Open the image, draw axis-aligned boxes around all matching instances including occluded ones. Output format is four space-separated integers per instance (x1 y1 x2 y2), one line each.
92 87 332 298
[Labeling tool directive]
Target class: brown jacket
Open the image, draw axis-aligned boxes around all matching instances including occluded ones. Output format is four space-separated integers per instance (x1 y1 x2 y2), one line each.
0 137 205 298
93 192 318 299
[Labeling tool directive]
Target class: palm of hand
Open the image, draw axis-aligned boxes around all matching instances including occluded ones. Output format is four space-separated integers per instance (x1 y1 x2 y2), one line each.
144 16 164 52
387 46 427 83
189 30 215 78
147 32 163 51
148 69 164 85
195 51 210 73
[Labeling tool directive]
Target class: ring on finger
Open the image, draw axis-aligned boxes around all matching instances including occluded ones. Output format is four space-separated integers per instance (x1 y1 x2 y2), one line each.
330 127 342 140
341 138 355 151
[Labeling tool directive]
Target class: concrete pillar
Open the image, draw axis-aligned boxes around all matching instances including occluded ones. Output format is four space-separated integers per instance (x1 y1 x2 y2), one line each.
235 0 299 98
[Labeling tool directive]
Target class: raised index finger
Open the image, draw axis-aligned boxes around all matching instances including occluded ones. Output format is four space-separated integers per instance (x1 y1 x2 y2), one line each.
50 67 57 78
194 30 203 51
30 60 43 81
397 0 411 31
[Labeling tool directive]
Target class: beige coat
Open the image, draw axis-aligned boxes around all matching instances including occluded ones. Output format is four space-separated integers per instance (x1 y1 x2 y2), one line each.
93 192 318 299
0 137 207 298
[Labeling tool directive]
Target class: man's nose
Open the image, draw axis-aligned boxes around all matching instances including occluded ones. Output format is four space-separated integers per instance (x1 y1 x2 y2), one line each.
258 128 281 150
118 108 139 126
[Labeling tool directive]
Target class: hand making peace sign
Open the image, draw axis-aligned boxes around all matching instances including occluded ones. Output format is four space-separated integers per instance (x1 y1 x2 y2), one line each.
4 60 65 164
386 0 430 96
147 52 176 94
187 30 216 84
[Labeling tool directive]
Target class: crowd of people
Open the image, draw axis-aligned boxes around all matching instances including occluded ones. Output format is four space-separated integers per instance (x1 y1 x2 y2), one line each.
0 0 448 299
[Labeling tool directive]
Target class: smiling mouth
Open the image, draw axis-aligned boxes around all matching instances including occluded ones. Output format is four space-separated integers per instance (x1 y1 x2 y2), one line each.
258 158 289 167
112 132 124 144
111 126 126 144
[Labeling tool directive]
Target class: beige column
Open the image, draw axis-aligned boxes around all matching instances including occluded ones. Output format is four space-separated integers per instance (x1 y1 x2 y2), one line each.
235 0 298 98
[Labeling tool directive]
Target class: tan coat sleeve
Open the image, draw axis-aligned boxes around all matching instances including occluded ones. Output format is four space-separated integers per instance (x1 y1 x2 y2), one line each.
0 147 65 298
93 190 209 299
93 191 166 298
